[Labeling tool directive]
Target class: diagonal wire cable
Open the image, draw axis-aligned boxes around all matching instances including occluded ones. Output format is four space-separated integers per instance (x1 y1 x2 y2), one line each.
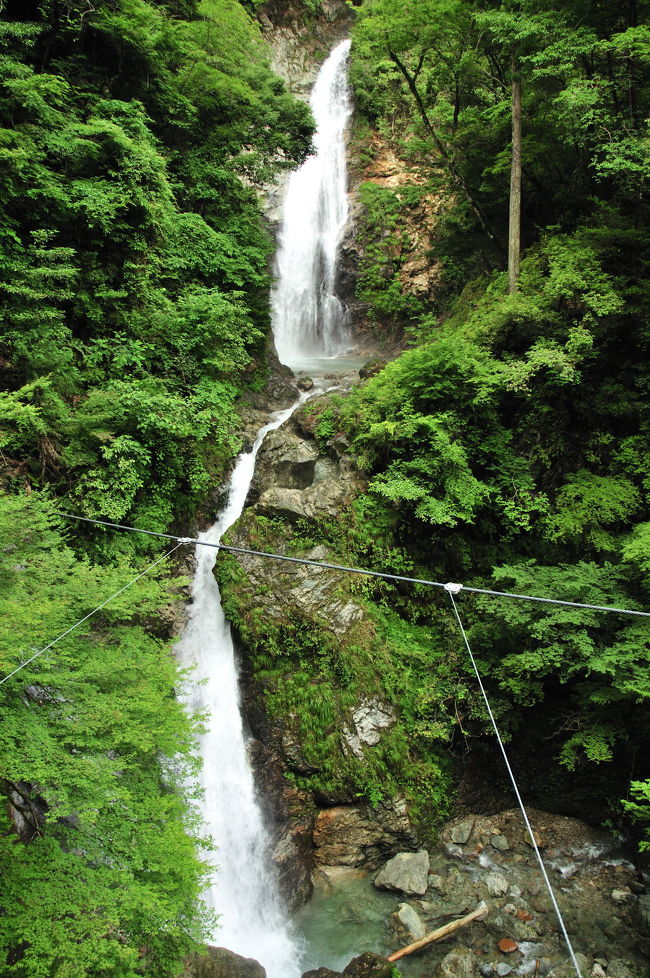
445 585 583 978
53 512 650 619
0 544 183 688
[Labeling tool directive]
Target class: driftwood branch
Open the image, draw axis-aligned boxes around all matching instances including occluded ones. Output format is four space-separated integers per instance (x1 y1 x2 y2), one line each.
387 901 489 963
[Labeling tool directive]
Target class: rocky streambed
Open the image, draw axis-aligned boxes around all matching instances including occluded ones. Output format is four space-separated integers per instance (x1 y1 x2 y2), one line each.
185 807 649 978
295 809 649 978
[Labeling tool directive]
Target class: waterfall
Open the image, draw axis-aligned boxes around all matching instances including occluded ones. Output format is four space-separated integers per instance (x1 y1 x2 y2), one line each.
177 402 304 978
177 39 354 978
272 39 353 369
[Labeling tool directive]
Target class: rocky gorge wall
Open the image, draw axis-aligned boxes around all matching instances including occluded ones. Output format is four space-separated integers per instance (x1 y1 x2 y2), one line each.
214 399 650 977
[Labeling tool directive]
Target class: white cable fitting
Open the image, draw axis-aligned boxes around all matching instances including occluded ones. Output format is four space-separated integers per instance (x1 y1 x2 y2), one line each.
178 537 195 545
444 582 463 594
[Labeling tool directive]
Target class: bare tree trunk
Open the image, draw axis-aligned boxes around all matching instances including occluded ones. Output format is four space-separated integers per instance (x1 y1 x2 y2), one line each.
508 58 522 293
387 902 489 962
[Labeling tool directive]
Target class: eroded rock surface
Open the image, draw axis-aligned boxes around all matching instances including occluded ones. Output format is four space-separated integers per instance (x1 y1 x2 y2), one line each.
183 947 265 978
313 801 417 870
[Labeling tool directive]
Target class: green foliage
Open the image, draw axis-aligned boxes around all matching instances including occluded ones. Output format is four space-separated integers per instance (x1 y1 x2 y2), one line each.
623 780 650 851
0 495 210 976
355 182 427 324
0 1 315 971
0 0 313 548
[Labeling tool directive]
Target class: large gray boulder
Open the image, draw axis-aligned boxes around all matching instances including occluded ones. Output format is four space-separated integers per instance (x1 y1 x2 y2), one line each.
374 849 430 896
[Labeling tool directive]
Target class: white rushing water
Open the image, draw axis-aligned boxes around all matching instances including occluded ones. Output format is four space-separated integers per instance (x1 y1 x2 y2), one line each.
177 402 304 978
178 40 354 977
272 38 353 369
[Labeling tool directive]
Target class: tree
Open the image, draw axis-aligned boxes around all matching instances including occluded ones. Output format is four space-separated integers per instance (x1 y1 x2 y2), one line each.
0 496 211 975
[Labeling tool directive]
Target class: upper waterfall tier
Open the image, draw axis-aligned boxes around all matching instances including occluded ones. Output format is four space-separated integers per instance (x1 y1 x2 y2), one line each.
272 39 353 369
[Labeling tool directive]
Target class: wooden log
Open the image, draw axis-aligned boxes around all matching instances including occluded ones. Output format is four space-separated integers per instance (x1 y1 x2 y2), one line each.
387 901 489 962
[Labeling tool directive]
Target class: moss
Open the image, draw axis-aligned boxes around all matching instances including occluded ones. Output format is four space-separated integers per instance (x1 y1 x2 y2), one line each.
217 509 456 835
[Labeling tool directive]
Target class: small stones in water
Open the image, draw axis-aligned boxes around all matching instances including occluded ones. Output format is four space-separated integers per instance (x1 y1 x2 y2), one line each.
491 834 510 851
428 873 446 894
486 872 509 897
524 829 546 849
495 964 513 977
450 819 474 845
445 842 465 859
497 938 519 954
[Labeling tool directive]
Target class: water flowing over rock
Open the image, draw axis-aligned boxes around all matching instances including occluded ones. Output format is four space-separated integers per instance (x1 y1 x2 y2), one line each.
272 39 353 367
177 405 304 978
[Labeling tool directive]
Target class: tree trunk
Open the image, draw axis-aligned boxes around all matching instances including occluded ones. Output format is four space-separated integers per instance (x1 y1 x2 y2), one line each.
387 902 489 962
508 58 522 294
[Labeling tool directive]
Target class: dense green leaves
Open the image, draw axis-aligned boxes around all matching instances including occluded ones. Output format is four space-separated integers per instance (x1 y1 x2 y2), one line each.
0 0 313 541
0 496 210 976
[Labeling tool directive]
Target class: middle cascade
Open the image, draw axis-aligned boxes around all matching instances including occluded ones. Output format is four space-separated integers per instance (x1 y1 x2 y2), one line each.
272 38 353 369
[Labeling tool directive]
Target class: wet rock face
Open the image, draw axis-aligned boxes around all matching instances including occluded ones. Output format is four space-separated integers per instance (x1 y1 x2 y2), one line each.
183 946 266 978
218 402 420 907
247 414 365 526
259 0 353 98
313 800 417 870
343 699 397 758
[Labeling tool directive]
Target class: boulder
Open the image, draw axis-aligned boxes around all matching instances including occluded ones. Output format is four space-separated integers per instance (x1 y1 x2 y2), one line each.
606 962 637 978
490 834 510 852
392 902 426 941
437 947 478 978
450 820 474 845
358 359 387 380
302 971 341 978
374 849 430 896
342 953 394 977
183 946 265 978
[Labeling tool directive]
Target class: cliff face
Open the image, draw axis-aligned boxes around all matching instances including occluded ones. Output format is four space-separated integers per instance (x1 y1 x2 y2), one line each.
216 398 422 907
259 0 354 97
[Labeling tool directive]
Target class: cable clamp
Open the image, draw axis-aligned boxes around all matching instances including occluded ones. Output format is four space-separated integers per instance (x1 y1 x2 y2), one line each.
444 582 463 594
178 537 195 545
